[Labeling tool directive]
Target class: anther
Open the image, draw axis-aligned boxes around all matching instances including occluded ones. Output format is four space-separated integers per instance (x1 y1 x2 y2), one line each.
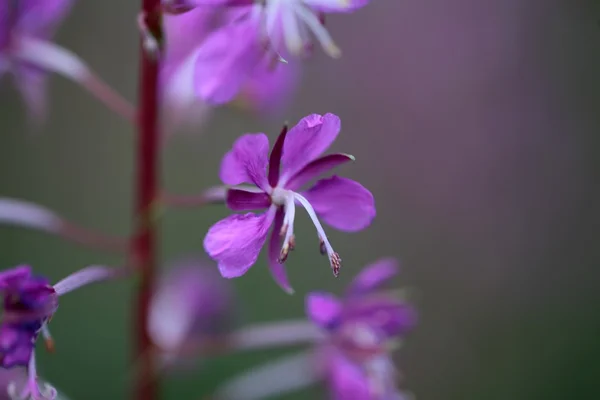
44 337 55 353
288 235 296 251
330 252 342 277
278 246 289 263
319 238 327 255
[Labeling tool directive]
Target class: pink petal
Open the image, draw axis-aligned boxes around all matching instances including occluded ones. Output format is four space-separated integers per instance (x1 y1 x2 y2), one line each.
284 153 355 191
267 208 293 293
0 265 32 288
280 113 341 180
237 58 301 116
19 0 74 39
193 19 262 104
327 351 371 400
204 209 275 278
305 292 342 329
220 133 270 190
14 66 47 122
226 189 271 211
344 298 417 337
346 258 399 297
302 176 375 232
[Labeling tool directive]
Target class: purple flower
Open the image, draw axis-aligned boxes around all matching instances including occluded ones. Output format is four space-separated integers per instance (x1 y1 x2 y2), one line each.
230 56 301 116
306 258 416 400
0 0 74 118
148 258 234 368
208 258 414 400
203 113 376 292
170 0 370 106
0 264 115 399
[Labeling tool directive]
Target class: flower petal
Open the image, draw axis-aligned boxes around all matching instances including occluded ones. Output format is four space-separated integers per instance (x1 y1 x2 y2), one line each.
204 209 275 278
14 65 47 122
302 176 375 232
346 258 399 297
235 58 301 116
285 153 355 191
327 351 371 400
303 0 369 13
226 189 271 211
345 298 417 337
220 133 270 190
18 0 73 39
267 208 293 293
0 266 32 288
193 18 263 104
280 113 341 180
305 292 342 329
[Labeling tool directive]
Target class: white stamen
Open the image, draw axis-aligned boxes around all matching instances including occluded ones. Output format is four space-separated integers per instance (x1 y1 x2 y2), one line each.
293 193 341 275
294 4 341 58
280 194 296 262
282 3 304 56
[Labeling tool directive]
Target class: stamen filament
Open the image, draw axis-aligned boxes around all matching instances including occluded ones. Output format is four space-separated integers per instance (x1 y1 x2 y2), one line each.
294 4 341 58
279 194 296 262
293 193 342 276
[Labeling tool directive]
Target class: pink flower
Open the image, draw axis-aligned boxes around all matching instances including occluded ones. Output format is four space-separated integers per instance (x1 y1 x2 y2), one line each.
204 113 375 292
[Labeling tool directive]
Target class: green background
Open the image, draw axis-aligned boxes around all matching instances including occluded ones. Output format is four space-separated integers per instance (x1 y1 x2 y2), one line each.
1 0 600 399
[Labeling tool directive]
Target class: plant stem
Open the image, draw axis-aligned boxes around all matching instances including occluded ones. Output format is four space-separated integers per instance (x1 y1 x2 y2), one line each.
133 2 162 400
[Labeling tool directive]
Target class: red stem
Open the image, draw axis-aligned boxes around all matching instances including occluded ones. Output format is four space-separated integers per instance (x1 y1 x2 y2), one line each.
133 2 162 400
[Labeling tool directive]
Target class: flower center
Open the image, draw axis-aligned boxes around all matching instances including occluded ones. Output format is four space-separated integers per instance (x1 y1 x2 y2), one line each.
336 322 386 361
270 186 291 206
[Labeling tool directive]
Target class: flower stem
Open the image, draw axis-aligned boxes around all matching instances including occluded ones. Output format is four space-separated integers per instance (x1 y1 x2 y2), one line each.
133 2 162 400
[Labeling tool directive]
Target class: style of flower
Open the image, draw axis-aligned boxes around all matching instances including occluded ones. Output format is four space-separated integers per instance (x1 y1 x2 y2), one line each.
306 258 416 400
148 258 234 369
0 265 115 400
203 113 376 292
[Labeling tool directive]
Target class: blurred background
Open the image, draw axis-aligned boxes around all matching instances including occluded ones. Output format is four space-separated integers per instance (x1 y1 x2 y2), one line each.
1 0 600 399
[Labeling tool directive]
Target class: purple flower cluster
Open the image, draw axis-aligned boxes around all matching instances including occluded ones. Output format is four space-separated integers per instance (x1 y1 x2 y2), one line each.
0 265 113 399
0 1 418 399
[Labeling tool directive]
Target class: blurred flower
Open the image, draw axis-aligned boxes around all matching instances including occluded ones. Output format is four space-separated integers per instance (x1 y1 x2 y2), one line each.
164 0 369 107
306 258 416 400
161 5 223 132
230 56 301 116
210 258 415 400
0 0 73 118
0 0 134 123
148 258 234 369
0 265 116 399
204 113 376 292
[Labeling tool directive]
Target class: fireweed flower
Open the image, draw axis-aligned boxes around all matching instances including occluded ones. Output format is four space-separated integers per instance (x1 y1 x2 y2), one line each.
171 0 368 105
148 258 233 369
230 56 301 116
0 264 116 399
0 0 133 121
0 0 73 117
306 258 416 400
203 113 376 292
211 258 416 400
